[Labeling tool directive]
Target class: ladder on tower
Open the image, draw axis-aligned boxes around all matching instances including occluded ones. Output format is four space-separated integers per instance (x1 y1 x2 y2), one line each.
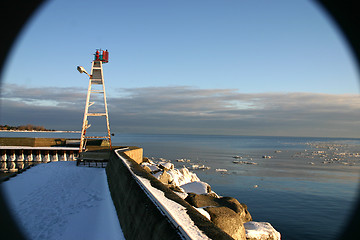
79 53 112 153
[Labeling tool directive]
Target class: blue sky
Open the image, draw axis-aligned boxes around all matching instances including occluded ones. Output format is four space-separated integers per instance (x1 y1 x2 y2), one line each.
1 0 360 137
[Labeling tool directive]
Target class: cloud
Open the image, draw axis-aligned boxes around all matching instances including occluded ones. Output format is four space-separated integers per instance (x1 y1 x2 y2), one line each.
1 83 86 108
1 84 360 137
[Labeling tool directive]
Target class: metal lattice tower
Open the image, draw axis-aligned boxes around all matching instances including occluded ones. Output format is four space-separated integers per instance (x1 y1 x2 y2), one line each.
78 49 112 153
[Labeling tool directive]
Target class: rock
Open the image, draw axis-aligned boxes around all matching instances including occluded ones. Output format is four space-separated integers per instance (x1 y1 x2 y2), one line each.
180 181 211 194
168 184 184 193
244 221 281 240
205 206 246 240
207 192 220 198
159 162 174 171
220 197 252 223
142 165 152 173
153 170 173 184
185 192 218 207
185 193 252 223
141 162 161 173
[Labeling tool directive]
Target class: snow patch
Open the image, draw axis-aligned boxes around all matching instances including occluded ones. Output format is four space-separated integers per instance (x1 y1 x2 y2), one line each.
244 221 281 240
137 176 210 240
180 181 210 195
1 161 125 240
195 207 211 221
167 167 200 186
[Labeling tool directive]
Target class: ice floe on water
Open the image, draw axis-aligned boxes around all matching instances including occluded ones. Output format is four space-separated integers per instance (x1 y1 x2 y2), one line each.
292 141 360 166
176 158 191 162
233 160 258 165
230 140 360 168
190 164 211 170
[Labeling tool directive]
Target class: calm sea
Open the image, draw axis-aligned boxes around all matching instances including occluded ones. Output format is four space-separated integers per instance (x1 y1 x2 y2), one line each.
1 132 360 240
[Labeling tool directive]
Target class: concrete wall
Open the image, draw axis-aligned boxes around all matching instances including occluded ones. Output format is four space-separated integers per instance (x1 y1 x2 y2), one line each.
106 151 181 240
106 150 233 240
0 137 106 147
0 138 65 147
123 147 143 164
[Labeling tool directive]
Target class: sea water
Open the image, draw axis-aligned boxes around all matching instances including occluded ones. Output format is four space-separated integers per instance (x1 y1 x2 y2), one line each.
1 132 359 239
113 133 360 240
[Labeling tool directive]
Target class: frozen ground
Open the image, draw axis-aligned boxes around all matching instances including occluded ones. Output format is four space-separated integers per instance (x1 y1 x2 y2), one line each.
1 161 124 240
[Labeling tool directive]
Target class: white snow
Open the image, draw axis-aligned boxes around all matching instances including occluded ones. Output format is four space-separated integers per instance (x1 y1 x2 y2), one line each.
244 221 281 240
159 162 174 170
153 170 172 182
180 181 210 195
195 207 211 221
1 161 124 240
141 162 160 172
116 150 210 240
166 167 200 186
137 176 210 240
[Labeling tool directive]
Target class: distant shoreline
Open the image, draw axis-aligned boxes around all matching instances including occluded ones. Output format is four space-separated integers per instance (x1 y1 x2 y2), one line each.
0 130 81 133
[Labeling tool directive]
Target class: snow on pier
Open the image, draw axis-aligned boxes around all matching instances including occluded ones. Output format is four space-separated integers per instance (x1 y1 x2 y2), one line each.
1 161 124 240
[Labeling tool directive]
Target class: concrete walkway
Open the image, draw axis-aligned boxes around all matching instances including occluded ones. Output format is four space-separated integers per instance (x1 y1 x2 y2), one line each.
1 161 125 240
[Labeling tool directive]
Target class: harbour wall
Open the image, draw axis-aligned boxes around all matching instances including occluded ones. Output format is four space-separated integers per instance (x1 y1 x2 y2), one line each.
106 148 232 240
122 147 143 164
0 137 68 147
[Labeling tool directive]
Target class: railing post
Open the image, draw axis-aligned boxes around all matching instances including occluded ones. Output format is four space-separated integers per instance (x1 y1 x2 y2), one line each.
0 150 7 171
35 150 42 163
43 150 50 163
25 150 33 168
51 150 58 162
16 150 24 170
8 150 16 172
68 151 74 161
60 151 67 161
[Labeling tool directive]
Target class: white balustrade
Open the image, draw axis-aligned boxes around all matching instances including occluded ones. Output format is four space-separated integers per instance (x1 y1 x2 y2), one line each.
51 152 58 162
34 152 42 162
60 152 67 161
16 152 25 170
0 148 79 173
42 152 50 163
0 153 7 171
8 152 16 172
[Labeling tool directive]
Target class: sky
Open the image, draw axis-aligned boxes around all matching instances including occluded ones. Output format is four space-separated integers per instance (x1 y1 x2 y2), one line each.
0 0 359 138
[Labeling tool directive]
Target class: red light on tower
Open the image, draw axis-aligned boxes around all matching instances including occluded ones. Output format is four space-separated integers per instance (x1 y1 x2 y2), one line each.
102 50 109 63
95 50 100 61
94 49 109 63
